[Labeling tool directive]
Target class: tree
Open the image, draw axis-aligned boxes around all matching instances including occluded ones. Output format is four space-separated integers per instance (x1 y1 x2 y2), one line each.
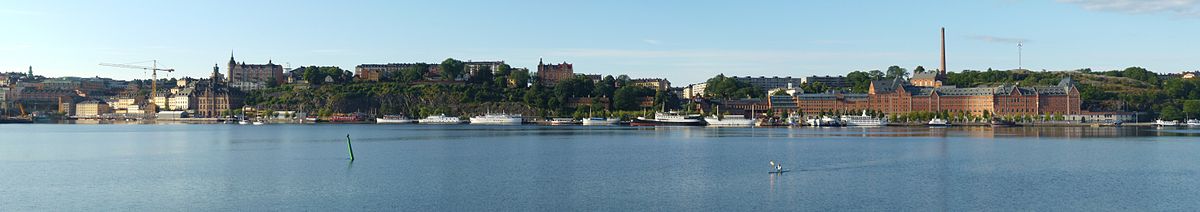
1160 104 1183 121
703 74 764 99
469 65 494 85
613 86 640 110
1184 100 1200 119
914 66 926 74
886 65 909 79
510 68 530 88
494 64 511 87
846 71 874 93
800 82 830 93
439 58 464 81
867 70 885 80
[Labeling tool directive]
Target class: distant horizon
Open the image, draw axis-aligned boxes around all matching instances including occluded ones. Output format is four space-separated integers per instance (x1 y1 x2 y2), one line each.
3 0 1199 84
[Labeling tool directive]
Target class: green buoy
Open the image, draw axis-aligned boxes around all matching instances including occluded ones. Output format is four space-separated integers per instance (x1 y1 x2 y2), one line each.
346 134 355 161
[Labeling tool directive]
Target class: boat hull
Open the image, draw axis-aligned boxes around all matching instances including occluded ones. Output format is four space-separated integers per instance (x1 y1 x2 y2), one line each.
631 119 705 126
469 118 522 125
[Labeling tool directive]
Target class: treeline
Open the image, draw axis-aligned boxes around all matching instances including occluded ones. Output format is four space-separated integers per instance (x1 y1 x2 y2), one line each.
245 59 682 118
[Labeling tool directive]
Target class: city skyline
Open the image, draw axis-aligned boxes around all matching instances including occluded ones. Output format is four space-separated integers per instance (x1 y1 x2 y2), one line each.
2 0 1199 84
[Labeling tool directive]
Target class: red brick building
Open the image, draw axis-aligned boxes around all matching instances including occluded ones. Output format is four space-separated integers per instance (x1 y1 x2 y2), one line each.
536 59 573 86
790 77 1081 116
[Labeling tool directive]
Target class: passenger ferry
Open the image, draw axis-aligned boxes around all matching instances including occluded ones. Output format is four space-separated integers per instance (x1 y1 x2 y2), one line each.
631 111 704 126
549 118 581 125
581 117 618 126
418 114 464 124
469 113 523 125
840 111 888 126
376 115 415 124
704 114 755 127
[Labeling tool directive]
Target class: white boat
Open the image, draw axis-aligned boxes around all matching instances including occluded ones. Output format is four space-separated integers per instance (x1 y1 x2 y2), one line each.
704 106 755 127
549 118 580 125
376 115 415 124
581 117 618 126
418 114 463 124
631 111 705 126
238 120 250 125
1187 119 1200 127
469 113 523 125
805 116 842 126
704 114 755 126
841 111 888 126
1156 119 1180 126
252 120 265 125
928 118 950 126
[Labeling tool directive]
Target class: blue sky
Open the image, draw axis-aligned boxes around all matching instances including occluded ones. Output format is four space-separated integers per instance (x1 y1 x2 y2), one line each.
1 0 1198 84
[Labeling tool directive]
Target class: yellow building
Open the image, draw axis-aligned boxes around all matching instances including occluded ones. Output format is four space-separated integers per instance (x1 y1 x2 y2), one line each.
74 100 111 118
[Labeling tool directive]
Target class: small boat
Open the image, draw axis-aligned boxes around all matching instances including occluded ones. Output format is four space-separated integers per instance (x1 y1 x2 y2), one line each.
238 120 250 125
469 113 523 125
631 111 705 126
1156 119 1180 126
376 115 415 124
419 114 464 124
252 120 265 125
329 113 369 123
927 118 950 126
1186 119 1200 127
303 116 319 123
581 117 618 126
549 118 580 125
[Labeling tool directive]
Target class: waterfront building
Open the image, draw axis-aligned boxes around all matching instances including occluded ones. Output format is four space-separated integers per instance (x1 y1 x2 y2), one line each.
802 75 850 88
536 59 573 86
74 100 111 118
731 76 804 91
788 77 1081 117
910 71 945 87
631 78 671 91
109 93 145 113
227 54 285 91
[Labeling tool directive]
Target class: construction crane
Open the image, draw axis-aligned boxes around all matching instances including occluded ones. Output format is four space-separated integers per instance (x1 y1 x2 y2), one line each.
99 60 174 111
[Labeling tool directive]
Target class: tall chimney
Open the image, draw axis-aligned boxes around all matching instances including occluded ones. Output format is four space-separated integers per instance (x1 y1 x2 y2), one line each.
940 27 946 75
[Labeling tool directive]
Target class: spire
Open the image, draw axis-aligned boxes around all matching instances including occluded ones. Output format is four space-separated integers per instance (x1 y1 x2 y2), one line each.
28 66 33 77
229 50 236 65
940 27 947 75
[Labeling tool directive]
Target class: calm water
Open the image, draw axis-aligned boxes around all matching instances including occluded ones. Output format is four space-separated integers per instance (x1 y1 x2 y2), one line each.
3 124 1200 211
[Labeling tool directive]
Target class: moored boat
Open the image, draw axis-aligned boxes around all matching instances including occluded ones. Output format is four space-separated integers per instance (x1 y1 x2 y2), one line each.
329 112 369 123
928 118 950 126
549 118 580 125
419 114 464 124
704 114 755 127
581 117 618 126
1186 119 1200 127
376 115 415 124
631 111 705 126
1156 119 1180 126
840 111 888 127
469 113 523 125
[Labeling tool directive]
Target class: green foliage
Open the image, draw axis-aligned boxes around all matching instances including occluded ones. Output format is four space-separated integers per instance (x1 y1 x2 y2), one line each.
510 68 530 88
913 66 926 74
703 74 764 99
494 64 511 87
300 66 352 85
613 85 655 111
800 82 830 94
886 65 909 79
439 58 464 80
